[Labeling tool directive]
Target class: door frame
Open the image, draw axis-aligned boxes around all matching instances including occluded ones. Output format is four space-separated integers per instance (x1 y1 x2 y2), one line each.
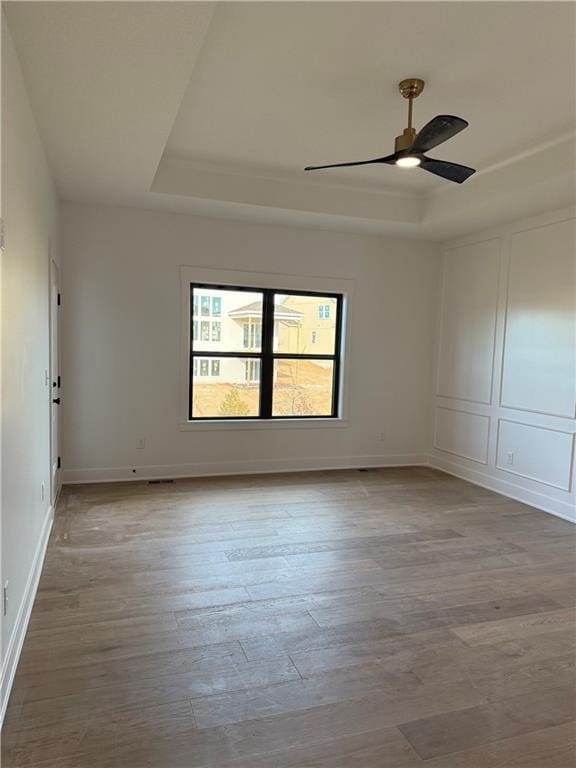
49 257 61 504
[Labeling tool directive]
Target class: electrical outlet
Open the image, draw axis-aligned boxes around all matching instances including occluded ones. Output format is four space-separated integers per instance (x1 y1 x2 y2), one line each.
136 438 145 450
506 451 514 466
3 582 8 616
41 482 45 502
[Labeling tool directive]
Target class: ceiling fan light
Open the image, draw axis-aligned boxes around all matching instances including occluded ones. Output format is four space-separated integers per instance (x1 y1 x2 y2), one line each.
396 156 421 168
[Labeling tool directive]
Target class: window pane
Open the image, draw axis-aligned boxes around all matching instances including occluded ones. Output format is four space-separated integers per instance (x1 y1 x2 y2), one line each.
274 295 338 355
272 359 335 416
192 287 263 352
191 357 260 418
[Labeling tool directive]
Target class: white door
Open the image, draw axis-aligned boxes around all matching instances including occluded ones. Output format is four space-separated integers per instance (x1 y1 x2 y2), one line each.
50 260 61 502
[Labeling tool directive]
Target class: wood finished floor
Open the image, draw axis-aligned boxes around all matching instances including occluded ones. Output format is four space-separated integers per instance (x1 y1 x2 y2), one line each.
3 467 576 767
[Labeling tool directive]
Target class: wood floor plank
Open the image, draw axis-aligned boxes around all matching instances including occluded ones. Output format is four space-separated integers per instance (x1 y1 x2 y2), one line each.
404 722 576 768
9 656 300 733
398 685 576 759
3 468 575 768
13 641 247 703
452 606 576 646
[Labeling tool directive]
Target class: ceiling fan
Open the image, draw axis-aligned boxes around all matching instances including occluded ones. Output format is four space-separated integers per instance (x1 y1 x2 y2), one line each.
305 78 475 184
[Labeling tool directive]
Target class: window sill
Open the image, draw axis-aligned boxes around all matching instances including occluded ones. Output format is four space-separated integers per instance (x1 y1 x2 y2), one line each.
179 418 349 432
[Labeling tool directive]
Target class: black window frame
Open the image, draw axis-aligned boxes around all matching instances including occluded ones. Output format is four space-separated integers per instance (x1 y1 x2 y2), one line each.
189 283 344 421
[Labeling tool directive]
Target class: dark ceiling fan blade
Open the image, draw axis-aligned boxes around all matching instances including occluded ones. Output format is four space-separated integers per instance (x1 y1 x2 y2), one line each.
411 115 468 153
305 153 397 171
420 158 476 184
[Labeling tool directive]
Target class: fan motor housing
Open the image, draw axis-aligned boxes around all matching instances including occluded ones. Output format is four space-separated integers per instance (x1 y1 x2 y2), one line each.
395 127 417 152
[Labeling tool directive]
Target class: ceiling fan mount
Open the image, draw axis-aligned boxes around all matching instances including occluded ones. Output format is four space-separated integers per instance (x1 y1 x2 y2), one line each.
398 77 425 100
304 76 476 184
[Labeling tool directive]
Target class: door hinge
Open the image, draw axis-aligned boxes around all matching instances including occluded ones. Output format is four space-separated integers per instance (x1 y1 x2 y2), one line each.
57 456 61 469
57 293 61 306
58 375 61 388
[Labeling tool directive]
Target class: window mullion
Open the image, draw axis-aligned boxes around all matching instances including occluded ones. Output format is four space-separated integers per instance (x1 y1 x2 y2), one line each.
259 290 274 418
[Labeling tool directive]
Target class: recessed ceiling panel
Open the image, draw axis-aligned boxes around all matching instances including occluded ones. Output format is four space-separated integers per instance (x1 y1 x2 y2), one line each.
167 2 575 191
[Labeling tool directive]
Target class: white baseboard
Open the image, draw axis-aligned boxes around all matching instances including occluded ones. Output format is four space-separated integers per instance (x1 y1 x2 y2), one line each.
429 454 575 523
1 505 54 725
62 453 430 485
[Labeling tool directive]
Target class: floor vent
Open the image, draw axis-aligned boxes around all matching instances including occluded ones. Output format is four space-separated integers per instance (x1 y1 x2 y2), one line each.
148 479 175 485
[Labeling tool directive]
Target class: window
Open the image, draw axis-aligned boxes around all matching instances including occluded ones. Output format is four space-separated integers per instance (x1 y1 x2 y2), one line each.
193 321 198 341
242 322 261 349
245 359 261 383
189 284 343 419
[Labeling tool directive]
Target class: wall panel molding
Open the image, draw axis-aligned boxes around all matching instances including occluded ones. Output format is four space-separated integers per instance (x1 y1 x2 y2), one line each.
436 238 501 405
433 406 490 465
495 419 575 492
432 207 575 521
500 218 576 418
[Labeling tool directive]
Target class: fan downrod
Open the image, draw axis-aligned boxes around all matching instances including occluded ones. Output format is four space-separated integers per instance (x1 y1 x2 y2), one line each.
395 78 425 151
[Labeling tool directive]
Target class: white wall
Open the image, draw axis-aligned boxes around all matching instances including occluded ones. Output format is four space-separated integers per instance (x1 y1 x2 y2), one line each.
60 202 440 482
1 18 59 717
430 207 576 521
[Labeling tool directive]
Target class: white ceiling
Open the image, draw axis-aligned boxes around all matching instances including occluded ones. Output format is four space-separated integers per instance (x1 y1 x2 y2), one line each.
5 1 576 240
